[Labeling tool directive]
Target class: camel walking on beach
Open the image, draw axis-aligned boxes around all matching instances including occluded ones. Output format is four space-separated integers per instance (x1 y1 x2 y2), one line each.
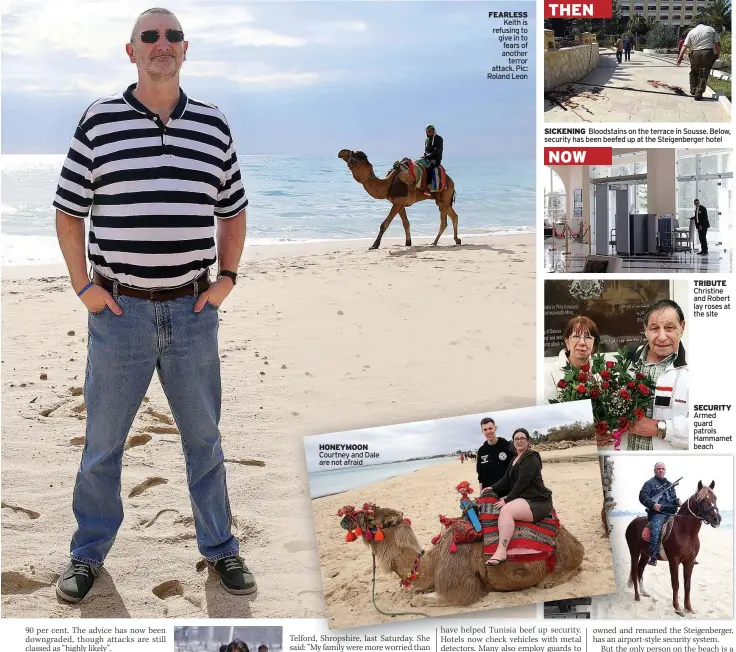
340 505 585 607
338 149 460 250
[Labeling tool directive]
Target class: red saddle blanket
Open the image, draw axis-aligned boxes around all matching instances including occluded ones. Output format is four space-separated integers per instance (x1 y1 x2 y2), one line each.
477 495 559 568
642 516 675 544
435 516 483 547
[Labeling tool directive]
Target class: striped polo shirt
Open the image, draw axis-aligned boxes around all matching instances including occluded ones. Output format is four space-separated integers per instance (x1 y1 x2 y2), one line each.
53 84 248 289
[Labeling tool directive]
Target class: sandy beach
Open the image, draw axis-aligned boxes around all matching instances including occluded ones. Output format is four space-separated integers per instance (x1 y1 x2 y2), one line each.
1 233 536 619
592 515 733 620
312 445 616 629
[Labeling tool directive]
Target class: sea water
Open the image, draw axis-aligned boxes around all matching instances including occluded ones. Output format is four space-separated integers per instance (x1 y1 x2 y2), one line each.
1 154 534 265
309 457 455 499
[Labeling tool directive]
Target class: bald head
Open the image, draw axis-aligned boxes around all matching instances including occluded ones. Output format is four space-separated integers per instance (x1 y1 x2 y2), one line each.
130 7 181 42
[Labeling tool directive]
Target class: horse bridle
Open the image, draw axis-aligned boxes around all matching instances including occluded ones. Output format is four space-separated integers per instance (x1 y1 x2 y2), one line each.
681 493 719 522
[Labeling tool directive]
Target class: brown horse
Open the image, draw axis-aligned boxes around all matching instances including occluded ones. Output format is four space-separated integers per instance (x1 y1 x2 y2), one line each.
625 481 721 616
337 149 459 250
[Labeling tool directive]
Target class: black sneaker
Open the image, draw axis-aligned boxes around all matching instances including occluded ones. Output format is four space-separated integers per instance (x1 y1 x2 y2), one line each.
56 559 100 603
647 556 657 567
207 555 257 595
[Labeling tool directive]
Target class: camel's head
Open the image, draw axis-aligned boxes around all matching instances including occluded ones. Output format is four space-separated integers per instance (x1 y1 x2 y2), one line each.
337 149 373 183
337 503 422 573
694 480 721 528
337 503 422 575
338 503 405 536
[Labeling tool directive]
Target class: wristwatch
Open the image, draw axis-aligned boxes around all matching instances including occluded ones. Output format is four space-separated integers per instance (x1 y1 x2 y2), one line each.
217 270 238 286
657 421 667 439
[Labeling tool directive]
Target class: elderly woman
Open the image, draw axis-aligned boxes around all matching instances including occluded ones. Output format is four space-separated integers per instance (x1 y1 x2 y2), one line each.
544 315 601 401
484 428 554 566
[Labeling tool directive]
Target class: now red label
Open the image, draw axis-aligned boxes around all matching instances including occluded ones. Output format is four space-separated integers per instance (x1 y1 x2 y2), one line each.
544 1 613 19
544 148 613 166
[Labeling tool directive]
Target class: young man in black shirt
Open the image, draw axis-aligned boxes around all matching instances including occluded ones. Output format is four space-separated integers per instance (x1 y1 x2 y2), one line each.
476 417 516 491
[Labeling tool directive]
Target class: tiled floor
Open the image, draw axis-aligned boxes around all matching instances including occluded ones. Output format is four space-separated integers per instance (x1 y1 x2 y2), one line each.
544 49 730 123
544 238 733 273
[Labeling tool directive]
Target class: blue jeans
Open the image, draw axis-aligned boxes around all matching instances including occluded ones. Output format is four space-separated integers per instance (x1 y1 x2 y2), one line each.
648 512 668 559
70 294 238 566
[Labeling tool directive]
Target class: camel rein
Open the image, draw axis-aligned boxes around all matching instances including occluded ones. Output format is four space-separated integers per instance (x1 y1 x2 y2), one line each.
370 551 430 619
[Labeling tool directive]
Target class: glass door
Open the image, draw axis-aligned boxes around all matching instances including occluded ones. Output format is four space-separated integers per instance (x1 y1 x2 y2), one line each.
698 176 731 232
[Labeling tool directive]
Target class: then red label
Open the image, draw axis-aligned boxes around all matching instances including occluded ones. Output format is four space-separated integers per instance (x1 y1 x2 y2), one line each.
544 1 613 19
544 148 613 166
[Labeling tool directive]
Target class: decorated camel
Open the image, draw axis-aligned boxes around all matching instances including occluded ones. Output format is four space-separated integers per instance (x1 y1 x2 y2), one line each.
337 149 460 250
337 485 584 607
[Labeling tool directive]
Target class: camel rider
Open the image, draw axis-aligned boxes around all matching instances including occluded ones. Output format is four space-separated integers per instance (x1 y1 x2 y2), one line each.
423 124 443 193
639 462 681 566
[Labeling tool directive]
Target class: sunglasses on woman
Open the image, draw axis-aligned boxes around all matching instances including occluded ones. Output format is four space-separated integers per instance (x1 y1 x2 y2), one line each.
138 29 185 44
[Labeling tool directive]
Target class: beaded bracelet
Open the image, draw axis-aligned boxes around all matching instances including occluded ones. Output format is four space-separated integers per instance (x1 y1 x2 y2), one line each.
77 281 94 297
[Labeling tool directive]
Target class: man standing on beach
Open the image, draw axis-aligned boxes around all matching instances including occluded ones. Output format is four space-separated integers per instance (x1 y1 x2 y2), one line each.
476 418 515 491
53 8 254 603
677 21 721 101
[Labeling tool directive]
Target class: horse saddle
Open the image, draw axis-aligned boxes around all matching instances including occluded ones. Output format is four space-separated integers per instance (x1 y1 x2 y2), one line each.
642 516 675 560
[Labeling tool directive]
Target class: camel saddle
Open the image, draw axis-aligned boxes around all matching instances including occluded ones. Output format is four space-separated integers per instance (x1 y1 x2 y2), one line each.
476 493 560 571
399 158 448 194
642 516 675 561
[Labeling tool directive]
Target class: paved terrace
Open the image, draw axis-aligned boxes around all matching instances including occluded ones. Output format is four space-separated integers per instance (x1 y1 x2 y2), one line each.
544 48 730 123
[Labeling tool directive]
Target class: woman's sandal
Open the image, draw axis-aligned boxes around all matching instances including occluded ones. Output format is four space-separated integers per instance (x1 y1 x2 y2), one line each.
485 558 507 567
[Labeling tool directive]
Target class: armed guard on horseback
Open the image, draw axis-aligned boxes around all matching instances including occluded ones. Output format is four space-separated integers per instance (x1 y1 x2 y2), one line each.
639 463 682 566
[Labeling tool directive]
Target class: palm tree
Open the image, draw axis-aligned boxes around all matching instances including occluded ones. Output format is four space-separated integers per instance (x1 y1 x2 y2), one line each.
700 0 732 31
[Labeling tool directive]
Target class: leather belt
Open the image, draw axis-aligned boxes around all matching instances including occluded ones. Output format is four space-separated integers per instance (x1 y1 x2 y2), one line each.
93 271 210 301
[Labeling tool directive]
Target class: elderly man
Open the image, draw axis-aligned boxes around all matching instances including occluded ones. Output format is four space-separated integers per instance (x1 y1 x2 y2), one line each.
676 21 721 101
476 417 515 491
625 299 688 451
53 8 254 602
639 462 681 566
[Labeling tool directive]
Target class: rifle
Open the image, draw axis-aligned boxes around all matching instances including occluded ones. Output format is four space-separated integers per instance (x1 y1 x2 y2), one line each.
650 476 683 505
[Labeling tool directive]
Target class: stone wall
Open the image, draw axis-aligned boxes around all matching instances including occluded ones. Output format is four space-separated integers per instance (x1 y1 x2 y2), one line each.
601 456 615 536
544 44 599 90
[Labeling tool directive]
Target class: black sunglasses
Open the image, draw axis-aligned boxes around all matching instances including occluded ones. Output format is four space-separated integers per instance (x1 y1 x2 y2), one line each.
139 29 185 44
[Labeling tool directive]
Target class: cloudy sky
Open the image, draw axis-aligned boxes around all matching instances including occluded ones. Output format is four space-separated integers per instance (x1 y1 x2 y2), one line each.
303 401 595 471
611 456 733 512
1 0 535 157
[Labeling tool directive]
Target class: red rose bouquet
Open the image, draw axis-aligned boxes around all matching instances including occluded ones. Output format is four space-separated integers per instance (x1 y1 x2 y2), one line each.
550 349 656 450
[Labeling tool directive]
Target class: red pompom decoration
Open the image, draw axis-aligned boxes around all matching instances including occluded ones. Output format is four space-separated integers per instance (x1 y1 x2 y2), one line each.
354 526 363 536
403 518 411 526
431 534 441 545
449 541 458 553
374 527 384 541
345 530 356 542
